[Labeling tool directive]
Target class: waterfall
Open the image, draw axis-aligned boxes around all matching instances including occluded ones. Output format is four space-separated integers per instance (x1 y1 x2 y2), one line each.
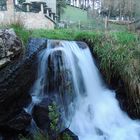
30 39 140 140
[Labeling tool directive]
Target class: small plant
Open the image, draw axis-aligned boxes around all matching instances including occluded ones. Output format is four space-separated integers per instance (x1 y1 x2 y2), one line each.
48 101 59 132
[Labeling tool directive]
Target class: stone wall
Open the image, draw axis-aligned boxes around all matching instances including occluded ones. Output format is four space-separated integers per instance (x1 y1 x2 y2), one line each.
0 11 55 29
0 0 55 29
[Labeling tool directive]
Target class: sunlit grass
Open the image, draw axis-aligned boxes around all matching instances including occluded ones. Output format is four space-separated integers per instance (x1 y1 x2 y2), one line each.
61 5 87 23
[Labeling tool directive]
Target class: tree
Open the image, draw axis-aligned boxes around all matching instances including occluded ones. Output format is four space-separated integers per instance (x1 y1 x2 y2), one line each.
56 0 67 21
100 0 136 20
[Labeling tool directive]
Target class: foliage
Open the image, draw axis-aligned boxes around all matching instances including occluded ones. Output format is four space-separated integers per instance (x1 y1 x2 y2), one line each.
92 31 140 84
101 0 136 19
48 102 59 132
9 24 31 46
31 29 79 40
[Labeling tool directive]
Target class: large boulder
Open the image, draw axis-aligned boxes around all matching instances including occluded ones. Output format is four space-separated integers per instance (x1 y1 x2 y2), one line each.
32 97 64 139
32 98 52 132
0 28 22 69
57 128 79 140
0 110 31 134
0 37 47 138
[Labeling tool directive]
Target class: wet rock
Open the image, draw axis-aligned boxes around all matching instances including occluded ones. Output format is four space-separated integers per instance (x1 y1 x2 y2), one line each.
0 38 47 138
32 98 52 132
6 110 31 131
32 97 64 138
0 28 22 69
25 38 47 57
57 128 79 140
76 41 88 49
46 50 75 104
0 110 31 140
49 40 62 48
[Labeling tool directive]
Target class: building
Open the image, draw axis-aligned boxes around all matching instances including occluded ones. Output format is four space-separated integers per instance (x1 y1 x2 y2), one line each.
0 0 57 29
67 0 101 10
67 0 91 9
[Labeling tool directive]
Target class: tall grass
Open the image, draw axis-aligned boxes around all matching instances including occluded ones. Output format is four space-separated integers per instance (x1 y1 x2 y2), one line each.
9 24 31 45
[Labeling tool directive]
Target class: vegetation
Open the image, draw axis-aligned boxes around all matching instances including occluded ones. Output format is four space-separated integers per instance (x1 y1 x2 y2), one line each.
101 0 135 19
59 4 130 30
61 5 87 23
9 24 31 45
89 32 139 83
48 102 59 132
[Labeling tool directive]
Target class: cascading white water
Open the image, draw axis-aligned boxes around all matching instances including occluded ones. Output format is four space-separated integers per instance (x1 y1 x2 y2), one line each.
31 39 140 140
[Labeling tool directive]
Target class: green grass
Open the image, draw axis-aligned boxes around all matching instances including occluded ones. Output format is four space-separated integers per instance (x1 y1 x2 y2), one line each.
31 29 79 40
93 32 140 82
61 5 87 23
60 5 127 31
10 24 31 45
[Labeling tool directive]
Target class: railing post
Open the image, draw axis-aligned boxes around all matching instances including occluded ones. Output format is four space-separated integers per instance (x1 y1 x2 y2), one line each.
27 4 30 12
40 3 44 13
105 16 108 30
6 0 15 23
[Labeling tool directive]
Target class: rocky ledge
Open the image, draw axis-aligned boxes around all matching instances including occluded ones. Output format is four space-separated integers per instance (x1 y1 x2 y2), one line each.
0 28 47 139
0 28 23 69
